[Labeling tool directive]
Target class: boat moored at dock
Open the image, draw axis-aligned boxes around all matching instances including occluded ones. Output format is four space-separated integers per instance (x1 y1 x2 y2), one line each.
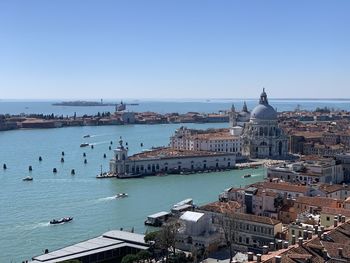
144 211 171 227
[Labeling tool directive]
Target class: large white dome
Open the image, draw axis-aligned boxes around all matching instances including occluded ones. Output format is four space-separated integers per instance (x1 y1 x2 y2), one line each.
250 89 277 121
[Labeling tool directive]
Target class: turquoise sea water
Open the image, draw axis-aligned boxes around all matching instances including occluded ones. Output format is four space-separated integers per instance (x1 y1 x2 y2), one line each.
0 123 266 262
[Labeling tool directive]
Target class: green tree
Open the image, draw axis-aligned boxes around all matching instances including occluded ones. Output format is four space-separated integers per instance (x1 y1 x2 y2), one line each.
144 231 159 243
121 254 139 263
136 250 152 262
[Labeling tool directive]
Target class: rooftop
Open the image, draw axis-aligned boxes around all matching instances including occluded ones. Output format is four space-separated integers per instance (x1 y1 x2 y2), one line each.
180 211 205 222
200 201 242 215
31 230 147 263
128 147 234 161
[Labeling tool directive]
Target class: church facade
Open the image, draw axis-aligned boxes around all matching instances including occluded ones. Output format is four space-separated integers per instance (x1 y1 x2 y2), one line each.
242 89 288 159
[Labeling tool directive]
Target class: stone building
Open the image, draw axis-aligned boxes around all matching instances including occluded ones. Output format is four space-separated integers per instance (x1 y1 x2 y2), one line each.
110 138 236 178
242 89 288 159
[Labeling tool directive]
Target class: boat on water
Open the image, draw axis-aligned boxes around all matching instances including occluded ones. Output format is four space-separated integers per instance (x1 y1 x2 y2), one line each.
22 176 33 181
50 217 73 225
80 143 89 147
83 135 90 138
243 174 251 178
115 193 128 198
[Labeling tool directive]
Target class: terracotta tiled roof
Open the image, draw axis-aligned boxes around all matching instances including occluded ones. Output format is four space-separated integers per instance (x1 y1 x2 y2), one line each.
295 196 340 208
230 212 281 226
199 201 242 215
321 207 350 217
128 147 233 160
262 182 308 193
318 183 350 194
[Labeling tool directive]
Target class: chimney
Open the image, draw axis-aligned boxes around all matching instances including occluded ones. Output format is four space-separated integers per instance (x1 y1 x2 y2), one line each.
277 240 283 250
269 242 275 251
323 249 329 260
298 237 303 246
283 241 289 249
339 247 343 258
275 256 282 263
318 229 323 238
341 215 346 223
291 235 296 245
303 229 308 239
262 245 269 254
307 231 313 239
247 252 254 261
314 225 318 234
257 254 262 263
334 217 338 227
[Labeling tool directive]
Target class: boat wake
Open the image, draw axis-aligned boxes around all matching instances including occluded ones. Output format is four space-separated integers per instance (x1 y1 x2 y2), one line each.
96 196 116 202
90 141 109 146
250 174 261 178
91 133 114 138
21 222 50 231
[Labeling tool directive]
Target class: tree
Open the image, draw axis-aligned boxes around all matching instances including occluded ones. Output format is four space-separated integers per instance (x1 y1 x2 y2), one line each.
121 254 139 263
136 250 152 262
144 230 159 243
157 220 180 263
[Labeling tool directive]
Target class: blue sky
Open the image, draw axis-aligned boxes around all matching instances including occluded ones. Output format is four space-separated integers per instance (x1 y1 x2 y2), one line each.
0 0 349 99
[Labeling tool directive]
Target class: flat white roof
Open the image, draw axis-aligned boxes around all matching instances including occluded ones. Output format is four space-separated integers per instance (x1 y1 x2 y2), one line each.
148 211 171 219
180 211 204 222
103 230 146 245
31 230 147 263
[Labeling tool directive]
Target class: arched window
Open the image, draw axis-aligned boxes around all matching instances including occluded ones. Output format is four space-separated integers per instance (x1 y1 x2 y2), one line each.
264 127 268 136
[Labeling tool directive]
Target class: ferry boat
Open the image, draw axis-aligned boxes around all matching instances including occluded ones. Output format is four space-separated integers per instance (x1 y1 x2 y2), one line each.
115 193 128 198
22 176 33 181
50 217 73 225
80 143 89 147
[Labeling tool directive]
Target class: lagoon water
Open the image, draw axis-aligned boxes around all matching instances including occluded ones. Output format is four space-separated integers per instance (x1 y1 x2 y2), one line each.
1 99 350 116
0 99 349 262
0 122 266 262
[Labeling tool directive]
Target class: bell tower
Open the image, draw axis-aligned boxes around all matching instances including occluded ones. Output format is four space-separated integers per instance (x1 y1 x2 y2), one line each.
229 104 237 127
114 137 128 174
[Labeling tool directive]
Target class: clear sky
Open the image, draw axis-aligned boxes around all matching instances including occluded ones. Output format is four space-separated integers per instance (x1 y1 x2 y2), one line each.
0 0 349 99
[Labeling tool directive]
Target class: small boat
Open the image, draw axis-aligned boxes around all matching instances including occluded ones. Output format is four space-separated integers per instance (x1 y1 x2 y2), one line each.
80 143 89 147
115 193 128 198
243 174 251 178
23 176 33 181
50 217 73 225
83 135 90 138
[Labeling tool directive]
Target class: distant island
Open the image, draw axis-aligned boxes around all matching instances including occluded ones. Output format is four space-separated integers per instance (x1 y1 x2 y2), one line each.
52 101 116 107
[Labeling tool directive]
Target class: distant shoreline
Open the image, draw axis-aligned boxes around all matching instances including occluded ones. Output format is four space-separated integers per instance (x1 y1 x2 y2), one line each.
1 98 350 103
52 101 116 107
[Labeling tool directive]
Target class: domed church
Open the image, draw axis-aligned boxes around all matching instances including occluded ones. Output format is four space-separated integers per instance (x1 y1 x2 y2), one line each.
242 89 288 158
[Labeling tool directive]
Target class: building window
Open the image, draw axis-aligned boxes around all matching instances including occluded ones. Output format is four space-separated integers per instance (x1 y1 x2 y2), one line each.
246 237 249 244
326 216 330 221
